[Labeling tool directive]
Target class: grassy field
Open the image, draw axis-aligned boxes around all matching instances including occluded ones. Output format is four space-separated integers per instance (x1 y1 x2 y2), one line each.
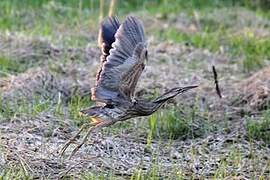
0 0 270 179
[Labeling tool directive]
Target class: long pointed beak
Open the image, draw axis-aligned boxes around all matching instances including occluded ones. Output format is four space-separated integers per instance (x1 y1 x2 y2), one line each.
152 85 198 103
180 85 198 93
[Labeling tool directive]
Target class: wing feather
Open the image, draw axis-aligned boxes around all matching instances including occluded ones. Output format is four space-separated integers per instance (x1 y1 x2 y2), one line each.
92 16 147 104
96 17 120 82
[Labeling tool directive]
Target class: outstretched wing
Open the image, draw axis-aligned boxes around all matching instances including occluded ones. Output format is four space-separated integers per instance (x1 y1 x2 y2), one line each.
92 16 147 104
96 16 120 82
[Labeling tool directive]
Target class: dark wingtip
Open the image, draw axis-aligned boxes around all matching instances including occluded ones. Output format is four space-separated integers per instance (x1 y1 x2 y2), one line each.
98 16 120 51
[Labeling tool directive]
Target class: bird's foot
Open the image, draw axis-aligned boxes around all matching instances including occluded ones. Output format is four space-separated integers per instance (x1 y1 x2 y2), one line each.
68 124 97 159
59 123 89 157
68 120 114 159
60 120 113 159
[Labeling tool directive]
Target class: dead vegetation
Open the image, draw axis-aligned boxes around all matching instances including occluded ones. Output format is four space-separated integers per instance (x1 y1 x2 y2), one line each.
233 66 270 111
1 114 269 179
0 3 270 179
0 34 269 178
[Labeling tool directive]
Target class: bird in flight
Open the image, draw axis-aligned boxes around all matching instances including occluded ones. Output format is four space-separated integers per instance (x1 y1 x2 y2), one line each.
60 16 197 158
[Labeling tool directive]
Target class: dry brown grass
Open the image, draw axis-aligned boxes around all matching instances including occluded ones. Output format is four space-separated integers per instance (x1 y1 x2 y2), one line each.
0 5 270 178
232 66 270 111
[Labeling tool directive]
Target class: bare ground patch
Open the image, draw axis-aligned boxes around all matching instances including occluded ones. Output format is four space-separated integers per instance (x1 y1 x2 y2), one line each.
1 114 269 179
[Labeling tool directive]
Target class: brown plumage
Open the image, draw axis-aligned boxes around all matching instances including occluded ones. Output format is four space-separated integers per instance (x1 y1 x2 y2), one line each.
60 16 197 158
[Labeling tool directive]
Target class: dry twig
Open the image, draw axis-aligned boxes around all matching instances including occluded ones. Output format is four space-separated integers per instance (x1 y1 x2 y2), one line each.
212 65 222 98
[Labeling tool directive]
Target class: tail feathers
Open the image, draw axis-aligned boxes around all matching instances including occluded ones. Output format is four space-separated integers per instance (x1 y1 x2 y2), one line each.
153 86 198 103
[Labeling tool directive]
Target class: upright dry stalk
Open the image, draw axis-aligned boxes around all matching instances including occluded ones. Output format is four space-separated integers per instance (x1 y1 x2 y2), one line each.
109 0 117 17
78 0 82 27
99 0 104 22
212 65 222 98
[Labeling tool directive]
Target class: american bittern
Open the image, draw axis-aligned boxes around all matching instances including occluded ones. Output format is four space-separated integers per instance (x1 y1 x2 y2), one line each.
60 16 197 158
